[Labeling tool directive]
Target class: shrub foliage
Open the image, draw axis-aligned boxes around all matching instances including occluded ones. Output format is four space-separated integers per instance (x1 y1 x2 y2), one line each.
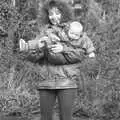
0 0 120 119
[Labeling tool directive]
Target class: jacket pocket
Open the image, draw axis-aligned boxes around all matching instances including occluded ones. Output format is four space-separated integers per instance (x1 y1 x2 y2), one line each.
62 64 80 78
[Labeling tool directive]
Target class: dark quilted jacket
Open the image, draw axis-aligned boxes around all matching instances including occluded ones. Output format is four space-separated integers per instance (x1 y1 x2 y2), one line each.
23 23 95 89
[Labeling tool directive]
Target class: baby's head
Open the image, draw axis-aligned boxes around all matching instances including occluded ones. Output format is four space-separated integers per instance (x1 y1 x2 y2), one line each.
68 21 83 40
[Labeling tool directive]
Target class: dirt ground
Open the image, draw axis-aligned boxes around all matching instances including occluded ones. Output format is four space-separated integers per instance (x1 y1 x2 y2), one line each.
0 113 84 120
0 113 59 120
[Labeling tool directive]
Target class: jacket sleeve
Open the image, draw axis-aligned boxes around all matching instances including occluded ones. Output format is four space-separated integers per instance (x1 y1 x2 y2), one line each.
23 49 44 63
19 25 52 63
19 32 46 63
62 43 86 63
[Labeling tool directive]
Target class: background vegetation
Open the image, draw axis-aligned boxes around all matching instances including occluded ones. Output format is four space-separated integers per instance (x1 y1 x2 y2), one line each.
0 0 120 120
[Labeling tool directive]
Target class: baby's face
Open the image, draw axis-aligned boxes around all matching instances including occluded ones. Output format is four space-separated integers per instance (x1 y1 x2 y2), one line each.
68 29 81 40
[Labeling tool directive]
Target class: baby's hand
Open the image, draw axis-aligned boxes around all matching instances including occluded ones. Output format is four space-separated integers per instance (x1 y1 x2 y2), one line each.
38 36 49 48
89 52 95 58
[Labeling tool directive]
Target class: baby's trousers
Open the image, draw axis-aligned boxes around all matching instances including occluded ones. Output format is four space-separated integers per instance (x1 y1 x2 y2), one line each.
38 88 76 120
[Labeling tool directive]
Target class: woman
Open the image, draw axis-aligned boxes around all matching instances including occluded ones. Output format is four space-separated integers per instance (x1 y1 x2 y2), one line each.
19 0 94 120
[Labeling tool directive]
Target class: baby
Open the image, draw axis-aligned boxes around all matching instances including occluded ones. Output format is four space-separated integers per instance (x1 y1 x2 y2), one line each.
56 21 95 58
69 21 95 58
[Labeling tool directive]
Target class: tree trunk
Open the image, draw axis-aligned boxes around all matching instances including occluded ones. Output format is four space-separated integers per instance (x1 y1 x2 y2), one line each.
11 0 16 6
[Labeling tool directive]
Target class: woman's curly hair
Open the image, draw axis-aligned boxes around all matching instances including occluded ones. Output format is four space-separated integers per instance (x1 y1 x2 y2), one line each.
37 0 74 26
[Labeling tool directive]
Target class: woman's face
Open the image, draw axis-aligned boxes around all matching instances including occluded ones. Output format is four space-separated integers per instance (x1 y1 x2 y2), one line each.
48 7 62 25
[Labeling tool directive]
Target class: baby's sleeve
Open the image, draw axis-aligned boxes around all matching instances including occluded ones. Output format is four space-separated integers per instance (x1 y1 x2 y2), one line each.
82 33 95 54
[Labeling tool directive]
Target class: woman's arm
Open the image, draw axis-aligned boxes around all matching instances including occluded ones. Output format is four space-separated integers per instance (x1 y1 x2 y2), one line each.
62 43 86 63
48 41 86 64
19 36 48 51
19 37 46 62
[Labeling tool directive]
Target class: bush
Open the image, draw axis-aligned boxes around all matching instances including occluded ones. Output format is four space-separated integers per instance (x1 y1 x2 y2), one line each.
0 0 120 120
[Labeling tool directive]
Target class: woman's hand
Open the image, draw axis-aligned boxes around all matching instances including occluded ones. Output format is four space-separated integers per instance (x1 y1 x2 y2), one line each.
38 36 49 48
49 43 63 53
38 40 45 48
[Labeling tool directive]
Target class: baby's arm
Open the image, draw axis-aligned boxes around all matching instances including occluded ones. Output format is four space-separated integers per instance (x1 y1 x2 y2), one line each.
81 33 95 58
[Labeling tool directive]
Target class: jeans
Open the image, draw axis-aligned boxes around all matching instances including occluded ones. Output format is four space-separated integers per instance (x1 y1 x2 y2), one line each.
39 88 76 120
